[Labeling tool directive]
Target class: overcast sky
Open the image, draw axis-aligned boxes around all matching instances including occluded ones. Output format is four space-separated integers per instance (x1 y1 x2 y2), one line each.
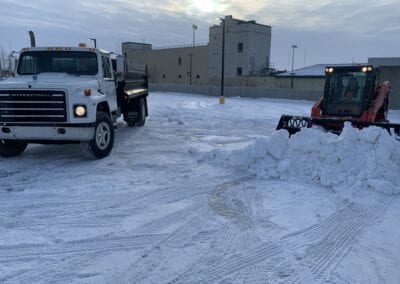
0 0 399 70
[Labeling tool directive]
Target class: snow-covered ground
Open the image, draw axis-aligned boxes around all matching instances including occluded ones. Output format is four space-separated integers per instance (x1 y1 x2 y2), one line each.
1 92 400 283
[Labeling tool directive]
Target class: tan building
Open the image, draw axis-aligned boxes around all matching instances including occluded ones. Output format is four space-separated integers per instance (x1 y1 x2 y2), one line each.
124 43 209 85
208 15 272 85
123 15 272 86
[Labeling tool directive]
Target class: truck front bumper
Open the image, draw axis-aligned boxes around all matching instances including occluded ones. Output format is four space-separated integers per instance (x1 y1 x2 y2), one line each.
0 124 95 141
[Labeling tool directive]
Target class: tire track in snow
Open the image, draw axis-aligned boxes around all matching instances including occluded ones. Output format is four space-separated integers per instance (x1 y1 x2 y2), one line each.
3 203 203 283
0 234 165 262
168 222 239 283
297 195 393 282
134 202 203 235
116 211 209 283
0 185 205 232
168 193 393 283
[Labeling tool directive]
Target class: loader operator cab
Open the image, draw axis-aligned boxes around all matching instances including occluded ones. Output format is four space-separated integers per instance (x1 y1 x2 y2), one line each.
321 66 379 117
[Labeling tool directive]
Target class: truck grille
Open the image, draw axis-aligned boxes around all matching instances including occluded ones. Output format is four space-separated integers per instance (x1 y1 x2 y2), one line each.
0 90 67 123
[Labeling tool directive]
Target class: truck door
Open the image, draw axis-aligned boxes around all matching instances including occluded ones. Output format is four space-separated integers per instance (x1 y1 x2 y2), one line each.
100 54 117 114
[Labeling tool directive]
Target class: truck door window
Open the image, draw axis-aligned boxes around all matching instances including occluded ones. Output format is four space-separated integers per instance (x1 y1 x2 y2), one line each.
101 56 112 79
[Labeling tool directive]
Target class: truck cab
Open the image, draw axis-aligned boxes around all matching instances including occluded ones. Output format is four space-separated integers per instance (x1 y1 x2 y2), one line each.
0 46 148 159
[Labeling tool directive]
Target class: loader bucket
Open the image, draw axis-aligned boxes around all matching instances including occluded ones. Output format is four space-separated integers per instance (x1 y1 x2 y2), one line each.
276 115 312 135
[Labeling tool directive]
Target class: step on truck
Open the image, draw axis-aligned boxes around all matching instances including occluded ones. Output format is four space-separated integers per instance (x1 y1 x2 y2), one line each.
0 45 149 159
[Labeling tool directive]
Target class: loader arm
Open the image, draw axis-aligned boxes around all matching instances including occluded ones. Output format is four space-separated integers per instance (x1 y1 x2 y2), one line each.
311 96 324 118
360 81 390 122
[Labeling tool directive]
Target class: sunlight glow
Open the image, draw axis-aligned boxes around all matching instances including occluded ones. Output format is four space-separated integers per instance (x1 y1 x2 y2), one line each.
192 0 219 13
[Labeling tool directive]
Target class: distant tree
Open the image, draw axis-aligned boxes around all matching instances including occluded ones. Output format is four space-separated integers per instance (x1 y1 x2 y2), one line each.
0 46 9 77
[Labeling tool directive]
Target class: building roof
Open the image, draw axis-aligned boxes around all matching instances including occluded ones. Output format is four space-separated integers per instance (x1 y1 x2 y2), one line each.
368 57 400 67
275 63 366 77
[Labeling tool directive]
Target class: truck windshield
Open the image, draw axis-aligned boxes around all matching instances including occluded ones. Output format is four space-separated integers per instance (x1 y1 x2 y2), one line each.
17 51 98 76
322 71 368 117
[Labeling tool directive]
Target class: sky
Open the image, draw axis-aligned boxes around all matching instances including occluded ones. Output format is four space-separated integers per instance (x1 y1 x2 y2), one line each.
0 0 399 70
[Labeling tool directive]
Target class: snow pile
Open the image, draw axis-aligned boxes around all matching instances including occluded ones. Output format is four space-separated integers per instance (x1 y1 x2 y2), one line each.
207 123 400 194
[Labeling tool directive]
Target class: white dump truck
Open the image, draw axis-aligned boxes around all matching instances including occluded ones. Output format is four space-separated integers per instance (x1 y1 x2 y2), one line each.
0 45 148 159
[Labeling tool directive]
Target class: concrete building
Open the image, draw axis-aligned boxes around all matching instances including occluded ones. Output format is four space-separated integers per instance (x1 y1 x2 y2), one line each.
208 15 272 86
125 44 209 85
368 57 400 108
124 15 272 86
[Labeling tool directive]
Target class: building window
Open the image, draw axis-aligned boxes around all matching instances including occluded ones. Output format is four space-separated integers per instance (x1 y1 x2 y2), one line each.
196 75 200 79
178 74 182 78
178 57 182 65
237 67 242 76
238 42 243 52
162 74 166 79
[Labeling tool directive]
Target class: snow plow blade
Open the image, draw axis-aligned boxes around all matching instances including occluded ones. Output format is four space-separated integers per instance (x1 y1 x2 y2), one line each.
276 115 400 137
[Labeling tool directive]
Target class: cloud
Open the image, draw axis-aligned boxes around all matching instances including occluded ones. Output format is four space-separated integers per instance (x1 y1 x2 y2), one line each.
0 0 399 69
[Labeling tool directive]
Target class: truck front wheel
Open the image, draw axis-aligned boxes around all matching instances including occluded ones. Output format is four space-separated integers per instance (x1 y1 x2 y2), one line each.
80 112 114 159
0 140 28 157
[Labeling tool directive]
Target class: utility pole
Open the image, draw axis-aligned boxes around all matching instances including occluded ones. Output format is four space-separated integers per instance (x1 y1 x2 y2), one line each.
190 24 197 85
219 18 225 104
291 44 298 71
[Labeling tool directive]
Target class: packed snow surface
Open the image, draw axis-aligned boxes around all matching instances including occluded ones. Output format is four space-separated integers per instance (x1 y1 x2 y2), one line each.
1 92 400 283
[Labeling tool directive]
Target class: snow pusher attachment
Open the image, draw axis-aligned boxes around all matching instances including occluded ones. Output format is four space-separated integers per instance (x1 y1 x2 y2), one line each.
276 65 400 137
276 115 400 137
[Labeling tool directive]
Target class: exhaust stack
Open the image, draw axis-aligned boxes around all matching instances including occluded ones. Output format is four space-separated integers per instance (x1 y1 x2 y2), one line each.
28 31 36 47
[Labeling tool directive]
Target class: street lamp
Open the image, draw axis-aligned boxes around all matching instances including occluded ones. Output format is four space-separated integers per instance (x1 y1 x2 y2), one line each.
192 24 197 47
215 17 226 105
189 24 197 85
88 38 97 48
291 44 298 71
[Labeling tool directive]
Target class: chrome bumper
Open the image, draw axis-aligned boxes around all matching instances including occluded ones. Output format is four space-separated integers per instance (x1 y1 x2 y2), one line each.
0 125 95 141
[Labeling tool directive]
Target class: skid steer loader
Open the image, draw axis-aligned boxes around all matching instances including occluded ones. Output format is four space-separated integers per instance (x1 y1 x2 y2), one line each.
276 65 400 136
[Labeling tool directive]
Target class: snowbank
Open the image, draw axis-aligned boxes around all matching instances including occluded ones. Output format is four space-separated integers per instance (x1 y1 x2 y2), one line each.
206 123 400 194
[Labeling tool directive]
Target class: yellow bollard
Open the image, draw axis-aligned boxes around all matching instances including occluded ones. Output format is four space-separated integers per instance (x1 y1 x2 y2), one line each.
219 95 225 104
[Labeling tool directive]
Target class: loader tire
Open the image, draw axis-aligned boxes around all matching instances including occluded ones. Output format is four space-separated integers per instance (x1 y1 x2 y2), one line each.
0 140 28 157
80 112 114 159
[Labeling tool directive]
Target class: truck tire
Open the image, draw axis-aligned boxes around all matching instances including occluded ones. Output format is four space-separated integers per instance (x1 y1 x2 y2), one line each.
124 98 146 127
124 112 136 127
0 140 28 157
80 112 114 159
135 98 146 127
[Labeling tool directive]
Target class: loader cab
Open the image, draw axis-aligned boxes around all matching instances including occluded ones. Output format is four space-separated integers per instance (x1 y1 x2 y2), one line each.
321 66 378 117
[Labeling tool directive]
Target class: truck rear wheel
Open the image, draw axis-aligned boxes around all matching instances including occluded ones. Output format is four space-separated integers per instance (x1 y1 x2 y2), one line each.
135 97 146 127
123 97 147 127
0 140 28 157
80 112 114 159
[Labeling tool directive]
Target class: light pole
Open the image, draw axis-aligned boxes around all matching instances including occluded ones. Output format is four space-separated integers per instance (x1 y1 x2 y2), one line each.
291 44 298 71
192 24 197 47
190 24 197 85
88 38 97 48
217 18 226 105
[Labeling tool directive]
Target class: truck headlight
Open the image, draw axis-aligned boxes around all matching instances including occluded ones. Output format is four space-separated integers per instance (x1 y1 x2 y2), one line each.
74 105 87 117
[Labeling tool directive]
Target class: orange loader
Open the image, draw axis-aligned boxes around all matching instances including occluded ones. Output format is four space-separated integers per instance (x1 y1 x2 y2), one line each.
276 65 400 136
